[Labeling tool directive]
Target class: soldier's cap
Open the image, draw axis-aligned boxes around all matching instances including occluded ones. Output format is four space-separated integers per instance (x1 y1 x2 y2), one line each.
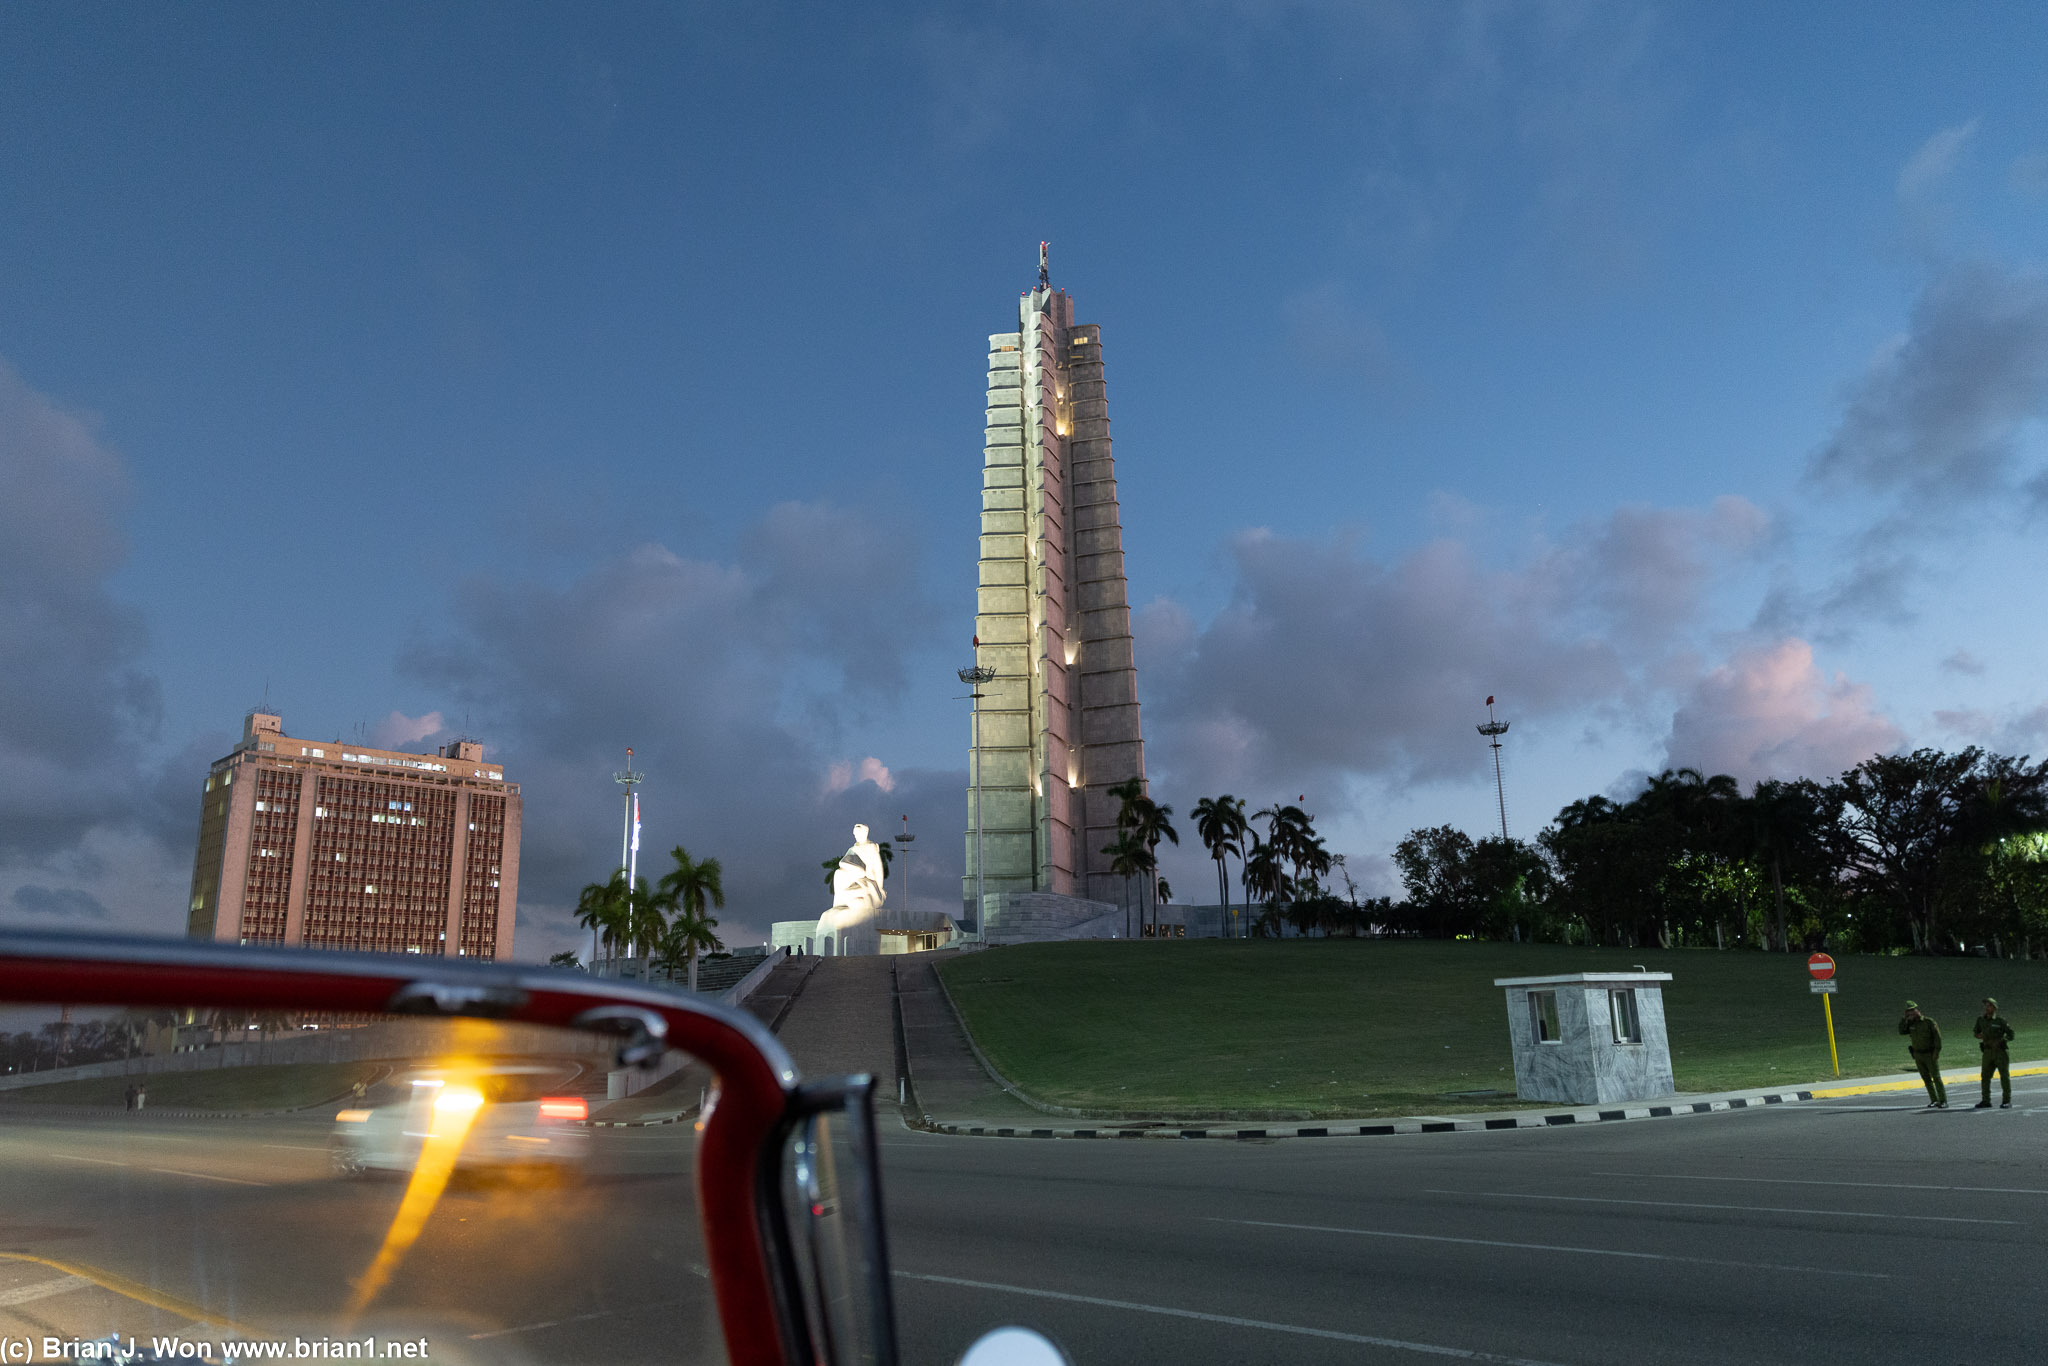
1984 997 1998 1009
1904 1000 1919 1010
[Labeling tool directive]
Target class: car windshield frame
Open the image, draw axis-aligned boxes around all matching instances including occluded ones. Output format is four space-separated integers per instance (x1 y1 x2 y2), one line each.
0 929 808 1366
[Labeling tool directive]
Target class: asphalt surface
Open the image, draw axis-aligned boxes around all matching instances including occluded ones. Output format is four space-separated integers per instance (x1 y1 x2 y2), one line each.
5 1084 2046 1365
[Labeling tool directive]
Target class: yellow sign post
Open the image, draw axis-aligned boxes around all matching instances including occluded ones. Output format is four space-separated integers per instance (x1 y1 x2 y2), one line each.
1808 953 1840 1077
1821 990 1840 1077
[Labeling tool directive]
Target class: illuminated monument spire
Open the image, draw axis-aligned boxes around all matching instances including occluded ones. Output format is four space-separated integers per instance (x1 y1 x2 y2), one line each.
965 244 1147 926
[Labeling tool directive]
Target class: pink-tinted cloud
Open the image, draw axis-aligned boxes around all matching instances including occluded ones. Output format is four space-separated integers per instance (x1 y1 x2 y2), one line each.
1664 639 1902 783
369 710 446 750
824 756 895 795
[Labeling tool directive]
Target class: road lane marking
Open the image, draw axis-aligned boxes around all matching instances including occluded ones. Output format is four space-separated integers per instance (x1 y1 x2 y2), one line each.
0 1253 258 1334
895 1272 1571 1365
1209 1218 1889 1280
1596 1171 2048 1196
0 1275 87 1307
260 1144 327 1152
1426 1189 2016 1226
146 1167 267 1186
47 1153 268 1185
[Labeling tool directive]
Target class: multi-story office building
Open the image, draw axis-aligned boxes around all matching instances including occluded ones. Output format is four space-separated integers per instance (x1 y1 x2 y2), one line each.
186 711 521 959
966 249 1147 920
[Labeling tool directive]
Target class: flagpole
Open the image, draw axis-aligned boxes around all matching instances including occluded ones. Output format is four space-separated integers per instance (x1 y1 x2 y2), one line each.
612 749 645 977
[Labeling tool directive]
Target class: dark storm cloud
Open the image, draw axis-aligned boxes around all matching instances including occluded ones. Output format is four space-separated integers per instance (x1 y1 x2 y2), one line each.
1140 498 1767 797
399 503 960 952
0 360 163 865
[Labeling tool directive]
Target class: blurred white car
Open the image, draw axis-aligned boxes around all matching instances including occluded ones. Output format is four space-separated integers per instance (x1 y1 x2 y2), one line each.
330 1066 591 1178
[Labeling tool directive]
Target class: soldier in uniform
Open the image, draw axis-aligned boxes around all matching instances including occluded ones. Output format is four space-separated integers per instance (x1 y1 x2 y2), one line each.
1899 1001 1946 1109
1973 997 2015 1109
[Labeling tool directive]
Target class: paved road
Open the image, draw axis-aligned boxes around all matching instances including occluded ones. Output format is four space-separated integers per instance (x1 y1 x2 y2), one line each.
5 1082 2046 1364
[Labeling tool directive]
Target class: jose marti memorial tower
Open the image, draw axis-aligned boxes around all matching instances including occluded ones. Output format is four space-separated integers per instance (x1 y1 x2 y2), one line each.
965 245 1147 937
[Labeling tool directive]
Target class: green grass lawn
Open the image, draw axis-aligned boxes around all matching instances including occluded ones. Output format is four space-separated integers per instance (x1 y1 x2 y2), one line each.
936 940 2045 1119
0 1060 384 1111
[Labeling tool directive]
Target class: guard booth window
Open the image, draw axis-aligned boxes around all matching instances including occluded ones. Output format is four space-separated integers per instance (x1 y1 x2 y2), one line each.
1609 988 1642 1044
1529 990 1561 1043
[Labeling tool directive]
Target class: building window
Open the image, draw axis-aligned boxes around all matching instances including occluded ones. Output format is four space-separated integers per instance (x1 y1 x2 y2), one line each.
1530 991 1562 1044
1609 989 1643 1044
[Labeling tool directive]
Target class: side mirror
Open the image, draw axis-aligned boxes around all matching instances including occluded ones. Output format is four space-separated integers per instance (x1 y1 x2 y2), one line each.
767 1074 901 1366
958 1326 1073 1366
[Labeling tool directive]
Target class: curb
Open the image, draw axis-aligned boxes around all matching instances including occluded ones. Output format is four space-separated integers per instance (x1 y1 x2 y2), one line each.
1809 1062 2048 1099
583 1112 693 1128
925 1088 1822 1139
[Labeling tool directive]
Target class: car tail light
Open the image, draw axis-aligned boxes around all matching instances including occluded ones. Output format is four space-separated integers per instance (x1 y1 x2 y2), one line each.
538 1097 587 1121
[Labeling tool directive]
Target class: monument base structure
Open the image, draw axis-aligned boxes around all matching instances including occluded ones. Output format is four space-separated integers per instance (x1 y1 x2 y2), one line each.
963 244 1149 935
771 823 959 957
772 911 957 958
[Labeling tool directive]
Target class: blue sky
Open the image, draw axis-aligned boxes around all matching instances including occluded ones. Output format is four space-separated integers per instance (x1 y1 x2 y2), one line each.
5 4 2048 955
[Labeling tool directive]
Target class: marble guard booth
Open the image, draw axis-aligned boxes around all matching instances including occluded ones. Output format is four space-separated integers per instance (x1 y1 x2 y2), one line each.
1494 971 1675 1105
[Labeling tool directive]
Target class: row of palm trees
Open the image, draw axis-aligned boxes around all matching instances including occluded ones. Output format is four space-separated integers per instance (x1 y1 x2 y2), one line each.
573 845 726 990
1192 795 1334 936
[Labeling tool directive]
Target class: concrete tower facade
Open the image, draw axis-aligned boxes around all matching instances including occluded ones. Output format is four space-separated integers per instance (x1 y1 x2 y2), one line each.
965 251 1145 926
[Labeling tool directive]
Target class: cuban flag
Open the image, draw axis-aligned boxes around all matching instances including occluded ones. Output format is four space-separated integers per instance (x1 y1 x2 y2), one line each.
631 793 642 855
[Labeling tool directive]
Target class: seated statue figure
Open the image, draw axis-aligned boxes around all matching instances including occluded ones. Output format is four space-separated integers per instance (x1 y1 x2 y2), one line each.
817 823 886 954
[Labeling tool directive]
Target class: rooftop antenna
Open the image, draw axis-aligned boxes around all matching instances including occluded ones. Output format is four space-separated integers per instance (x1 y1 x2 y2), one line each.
1477 697 1511 841
1038 240 1050 292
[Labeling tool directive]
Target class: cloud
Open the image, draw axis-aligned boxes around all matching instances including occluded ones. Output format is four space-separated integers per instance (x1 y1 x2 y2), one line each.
1896 119 1978 202
10 885 111 919
1809 261 2048 502
1790 258 2048 627
369 710 446 750
0 359 162 865
1282 282 1409 397
824 757 895 795
1664 638 1902 784
1139 498 1765 798
1941 649 1986 676
1933 703 2048 756
398 500 959 955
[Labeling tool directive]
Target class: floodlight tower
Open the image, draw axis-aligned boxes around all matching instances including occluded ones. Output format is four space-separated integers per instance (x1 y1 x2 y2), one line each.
1476 697 1510 841
613 749 645 973
958 664 997 936
895 814 915 909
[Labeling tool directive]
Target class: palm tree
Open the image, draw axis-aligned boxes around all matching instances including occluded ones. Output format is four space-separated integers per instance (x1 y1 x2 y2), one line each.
654 908 725 992
626 876 669 981
1102 832 1145 938
1130 800 1179 934
573 870 632 976
1242 842 1287 936
1193 795 1249 939
658 846 727 992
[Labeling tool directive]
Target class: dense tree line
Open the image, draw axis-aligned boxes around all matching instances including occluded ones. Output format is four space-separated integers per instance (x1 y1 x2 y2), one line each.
1387 749 2048 955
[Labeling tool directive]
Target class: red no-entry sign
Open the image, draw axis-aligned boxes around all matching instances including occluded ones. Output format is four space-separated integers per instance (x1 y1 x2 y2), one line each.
1807 953 1836 981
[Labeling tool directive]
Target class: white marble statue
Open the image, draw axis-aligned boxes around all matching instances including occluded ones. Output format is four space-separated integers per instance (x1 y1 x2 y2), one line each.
817 823 886 953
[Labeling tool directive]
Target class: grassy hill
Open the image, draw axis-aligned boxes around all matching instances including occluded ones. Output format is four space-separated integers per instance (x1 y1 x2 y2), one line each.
935 940 2042 1119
